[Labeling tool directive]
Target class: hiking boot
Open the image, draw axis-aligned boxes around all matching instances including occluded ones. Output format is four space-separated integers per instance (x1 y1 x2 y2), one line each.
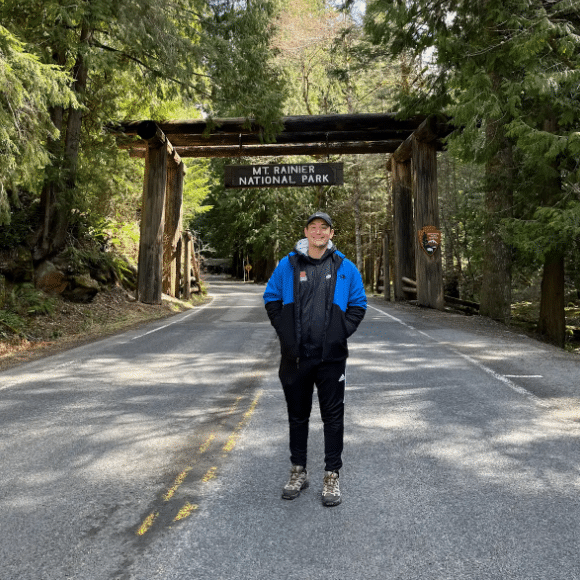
322 470 341 507
282 465 308 500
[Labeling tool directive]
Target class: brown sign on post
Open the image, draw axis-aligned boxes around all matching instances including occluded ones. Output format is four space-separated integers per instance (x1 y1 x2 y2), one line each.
225 163 343 188
418 226 442 257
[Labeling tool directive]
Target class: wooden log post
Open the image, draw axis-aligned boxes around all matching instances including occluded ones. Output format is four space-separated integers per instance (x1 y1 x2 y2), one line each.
183 231 192 300
136 123 168 304
411 120 444 310
390 157 415 301
188 233 195 298
191 234 200 283
383 232 391 301
175 235 183 298
162 159 185 297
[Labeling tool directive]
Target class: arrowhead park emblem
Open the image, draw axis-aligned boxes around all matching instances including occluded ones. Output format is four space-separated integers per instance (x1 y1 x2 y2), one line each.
418 226 442 257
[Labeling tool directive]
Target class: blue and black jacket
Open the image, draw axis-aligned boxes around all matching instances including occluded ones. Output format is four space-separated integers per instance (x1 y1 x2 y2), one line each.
263 239 367 362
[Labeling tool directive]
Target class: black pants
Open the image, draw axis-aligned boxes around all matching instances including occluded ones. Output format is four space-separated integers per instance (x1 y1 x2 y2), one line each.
279 357 346 472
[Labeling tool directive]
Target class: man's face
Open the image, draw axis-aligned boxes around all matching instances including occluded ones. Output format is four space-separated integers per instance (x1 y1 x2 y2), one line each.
304 218 334 249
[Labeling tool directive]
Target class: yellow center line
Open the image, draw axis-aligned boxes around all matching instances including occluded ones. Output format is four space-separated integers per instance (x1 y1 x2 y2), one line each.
135 392 262 536
198 433 216 454
163 467 193 501
136 511 158 536
222 391 262 453
173 502 198 522
162 433 216 501
202 466 218 482
224 395 244 416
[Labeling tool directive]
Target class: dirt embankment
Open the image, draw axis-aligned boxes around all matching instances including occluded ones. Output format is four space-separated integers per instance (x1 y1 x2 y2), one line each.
0 286 210 372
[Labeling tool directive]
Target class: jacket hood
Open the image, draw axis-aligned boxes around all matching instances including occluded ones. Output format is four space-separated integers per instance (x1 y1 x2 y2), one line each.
293 238 335 258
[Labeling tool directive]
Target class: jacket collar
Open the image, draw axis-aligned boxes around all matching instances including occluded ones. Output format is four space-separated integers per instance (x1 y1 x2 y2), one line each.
292 238 336 262
294 238 335 257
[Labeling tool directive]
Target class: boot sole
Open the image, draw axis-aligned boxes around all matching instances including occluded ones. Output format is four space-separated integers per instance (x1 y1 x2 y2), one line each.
322 496 341 507
281 480 309 500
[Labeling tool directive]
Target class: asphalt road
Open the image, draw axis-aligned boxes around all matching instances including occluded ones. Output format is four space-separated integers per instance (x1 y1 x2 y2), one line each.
1 276 580 580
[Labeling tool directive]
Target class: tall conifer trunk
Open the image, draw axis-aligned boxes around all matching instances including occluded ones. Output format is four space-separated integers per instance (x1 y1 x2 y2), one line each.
33 27 91 262
537 116 565 347
538 251 565 346
353 156 363 272
33 104 64 262
479 124 513 322
33 48 66 262
479 76 513 323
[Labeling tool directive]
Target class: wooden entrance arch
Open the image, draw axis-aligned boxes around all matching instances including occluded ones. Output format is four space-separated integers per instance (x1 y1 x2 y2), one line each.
113 113 450 307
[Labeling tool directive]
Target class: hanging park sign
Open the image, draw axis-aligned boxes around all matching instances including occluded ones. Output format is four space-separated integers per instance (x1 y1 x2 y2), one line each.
225 163 343 189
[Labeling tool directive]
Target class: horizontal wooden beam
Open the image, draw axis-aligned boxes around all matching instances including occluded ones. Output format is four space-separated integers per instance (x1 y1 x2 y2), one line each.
128 140 406 159
444 295 480 310
124 131 414 152
114 113 452 160
165 129 413 148
115 113 428 138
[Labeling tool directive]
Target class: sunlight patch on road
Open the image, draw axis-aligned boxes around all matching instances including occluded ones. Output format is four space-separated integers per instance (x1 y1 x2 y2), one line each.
130 300 213 341
357 412 426 430
365 303 546 406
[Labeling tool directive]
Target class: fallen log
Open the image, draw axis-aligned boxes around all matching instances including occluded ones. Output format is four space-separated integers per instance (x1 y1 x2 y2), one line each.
400 277 480 310
444 295 480 310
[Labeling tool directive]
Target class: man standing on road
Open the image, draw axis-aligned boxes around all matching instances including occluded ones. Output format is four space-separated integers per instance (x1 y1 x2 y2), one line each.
263 211 367 507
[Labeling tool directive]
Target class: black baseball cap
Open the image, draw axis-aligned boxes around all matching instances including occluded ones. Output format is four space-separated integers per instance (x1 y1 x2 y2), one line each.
306 211 333 228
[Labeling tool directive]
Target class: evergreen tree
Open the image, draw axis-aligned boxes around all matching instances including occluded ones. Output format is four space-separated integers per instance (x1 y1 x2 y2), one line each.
0 0 286 261
437 150 486 301
364 0 580 338
272 0 398 279
198 0 402 285
0 25 74 225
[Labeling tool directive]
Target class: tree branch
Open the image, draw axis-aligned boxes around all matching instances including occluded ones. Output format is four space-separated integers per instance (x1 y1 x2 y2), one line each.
88 39 213 93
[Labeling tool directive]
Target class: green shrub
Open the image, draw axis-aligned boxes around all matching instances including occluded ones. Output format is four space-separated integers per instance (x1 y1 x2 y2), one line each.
0 309 25 337
8 283 55 316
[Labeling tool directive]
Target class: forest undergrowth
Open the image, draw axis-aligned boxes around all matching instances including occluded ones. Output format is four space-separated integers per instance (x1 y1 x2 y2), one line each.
0 284 210 372
510 300 580 354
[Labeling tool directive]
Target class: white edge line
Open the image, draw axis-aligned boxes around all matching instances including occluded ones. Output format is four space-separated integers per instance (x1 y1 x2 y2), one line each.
130 297 214 341
0 297 217 391
367 303 545 405
0 296 215 391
